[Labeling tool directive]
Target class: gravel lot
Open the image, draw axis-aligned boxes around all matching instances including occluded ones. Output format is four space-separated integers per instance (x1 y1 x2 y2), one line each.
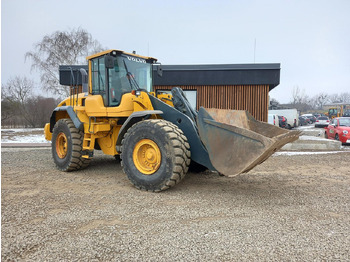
2 147 350 261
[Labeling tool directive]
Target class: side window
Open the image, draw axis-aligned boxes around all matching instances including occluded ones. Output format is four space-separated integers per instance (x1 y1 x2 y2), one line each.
91 57 107 105
108 67 123 106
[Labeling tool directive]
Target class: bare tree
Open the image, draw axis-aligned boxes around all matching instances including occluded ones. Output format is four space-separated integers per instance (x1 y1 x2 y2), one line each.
291 86 307 104
328 93 342 103
25 27 104 97
25 96 60 127
311 92 329 110
2 77 61 127
2 76 34 127
2 76 33 105
338 92 350 103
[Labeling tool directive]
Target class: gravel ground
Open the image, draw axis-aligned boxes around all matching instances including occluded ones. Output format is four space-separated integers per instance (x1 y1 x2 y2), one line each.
1 147 350 261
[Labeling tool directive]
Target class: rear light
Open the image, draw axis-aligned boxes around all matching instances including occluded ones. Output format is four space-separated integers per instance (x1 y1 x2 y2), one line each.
316 120 319 122
327 120 329 122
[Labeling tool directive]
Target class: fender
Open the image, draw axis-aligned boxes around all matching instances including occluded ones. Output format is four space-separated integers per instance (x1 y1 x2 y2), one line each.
50 106 83 132
115 110 163 152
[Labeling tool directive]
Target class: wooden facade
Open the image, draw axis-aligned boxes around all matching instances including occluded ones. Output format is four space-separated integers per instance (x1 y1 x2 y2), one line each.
153 64 280 122
154 85 270 122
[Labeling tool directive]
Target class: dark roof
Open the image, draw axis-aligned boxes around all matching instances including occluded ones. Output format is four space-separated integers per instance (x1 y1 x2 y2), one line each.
153 63 280 90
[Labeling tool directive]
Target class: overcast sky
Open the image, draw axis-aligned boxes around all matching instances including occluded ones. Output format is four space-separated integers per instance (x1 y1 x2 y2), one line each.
2 0 350 103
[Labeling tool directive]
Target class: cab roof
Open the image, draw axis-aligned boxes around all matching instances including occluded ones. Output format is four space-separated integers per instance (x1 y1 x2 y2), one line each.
86 49 157 62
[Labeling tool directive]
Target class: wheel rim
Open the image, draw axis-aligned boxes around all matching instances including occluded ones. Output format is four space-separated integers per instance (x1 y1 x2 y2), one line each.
133 139 161 175
56 132 68 159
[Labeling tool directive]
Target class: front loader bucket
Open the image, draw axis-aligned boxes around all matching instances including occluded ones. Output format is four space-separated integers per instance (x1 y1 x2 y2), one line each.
197 108 301 177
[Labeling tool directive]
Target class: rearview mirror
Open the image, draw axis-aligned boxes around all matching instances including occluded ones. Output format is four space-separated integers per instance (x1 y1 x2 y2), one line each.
105 55 114 69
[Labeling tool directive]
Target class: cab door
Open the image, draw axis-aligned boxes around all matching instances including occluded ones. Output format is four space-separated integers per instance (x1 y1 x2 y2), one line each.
328 118 337 139
89 55 133 117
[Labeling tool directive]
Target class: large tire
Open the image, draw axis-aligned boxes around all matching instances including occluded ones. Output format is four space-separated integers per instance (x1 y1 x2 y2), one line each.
52 118 91 171
121 119 190 192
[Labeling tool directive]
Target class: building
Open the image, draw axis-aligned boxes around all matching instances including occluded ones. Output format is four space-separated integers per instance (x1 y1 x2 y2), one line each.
153 63 280 122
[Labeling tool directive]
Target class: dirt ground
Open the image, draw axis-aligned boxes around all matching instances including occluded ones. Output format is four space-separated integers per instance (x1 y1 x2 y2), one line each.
1 147 350 261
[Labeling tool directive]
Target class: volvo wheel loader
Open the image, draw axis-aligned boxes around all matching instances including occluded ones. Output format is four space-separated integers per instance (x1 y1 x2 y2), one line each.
44 49 300 192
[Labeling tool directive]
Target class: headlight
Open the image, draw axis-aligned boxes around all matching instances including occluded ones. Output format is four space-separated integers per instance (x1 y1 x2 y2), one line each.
343 130 349 135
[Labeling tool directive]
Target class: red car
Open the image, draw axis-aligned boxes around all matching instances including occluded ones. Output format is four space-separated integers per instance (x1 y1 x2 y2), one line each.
325 117 350 144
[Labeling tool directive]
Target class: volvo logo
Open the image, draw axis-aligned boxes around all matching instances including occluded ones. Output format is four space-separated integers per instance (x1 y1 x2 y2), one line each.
126 56 146 64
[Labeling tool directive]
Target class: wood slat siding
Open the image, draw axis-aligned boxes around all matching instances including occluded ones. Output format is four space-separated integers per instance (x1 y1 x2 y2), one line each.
154 85 269 122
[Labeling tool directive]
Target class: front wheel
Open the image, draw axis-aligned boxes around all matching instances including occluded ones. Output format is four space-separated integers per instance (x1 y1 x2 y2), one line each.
51 118 90 171
121 120 190 192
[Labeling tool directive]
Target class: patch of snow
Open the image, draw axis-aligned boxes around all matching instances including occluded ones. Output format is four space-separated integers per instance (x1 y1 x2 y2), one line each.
1 128 48 143
298 135 329 141
295 125 315 130
1 134 49 143
1 128 44 133
274 151 345 156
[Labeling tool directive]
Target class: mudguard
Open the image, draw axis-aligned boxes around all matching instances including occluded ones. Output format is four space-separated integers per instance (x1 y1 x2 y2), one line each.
115 110 163 152
50 106 83 132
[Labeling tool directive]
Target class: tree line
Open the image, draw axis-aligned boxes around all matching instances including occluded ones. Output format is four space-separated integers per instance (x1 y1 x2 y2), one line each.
1 76 61 128
270 86 350 113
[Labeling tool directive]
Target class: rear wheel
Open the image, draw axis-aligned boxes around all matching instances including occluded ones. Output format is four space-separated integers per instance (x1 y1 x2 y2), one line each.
121 120 190 192
52 118 90 171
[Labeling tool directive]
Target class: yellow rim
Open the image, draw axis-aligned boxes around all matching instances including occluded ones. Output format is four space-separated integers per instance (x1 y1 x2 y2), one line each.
133 139 161 175
56 132 68 159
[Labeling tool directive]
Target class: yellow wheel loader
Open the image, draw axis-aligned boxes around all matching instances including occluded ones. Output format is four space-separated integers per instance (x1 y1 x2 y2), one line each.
44 49 300 192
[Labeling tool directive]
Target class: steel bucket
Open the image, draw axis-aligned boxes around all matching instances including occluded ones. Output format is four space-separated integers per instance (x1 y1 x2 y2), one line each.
197 108 301 177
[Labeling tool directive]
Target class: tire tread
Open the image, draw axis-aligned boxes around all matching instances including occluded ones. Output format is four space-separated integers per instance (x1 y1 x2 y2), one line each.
121 119 190 192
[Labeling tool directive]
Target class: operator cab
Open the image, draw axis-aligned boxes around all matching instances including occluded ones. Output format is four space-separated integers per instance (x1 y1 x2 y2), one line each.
87 50 157 107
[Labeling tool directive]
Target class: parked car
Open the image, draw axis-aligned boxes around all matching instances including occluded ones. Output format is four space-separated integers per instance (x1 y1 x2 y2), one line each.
324 117 350 144
315 116 330 128
343 110 350 117
301 114 317 124
278 115 287 128
299 116 309 126
268 114 280 126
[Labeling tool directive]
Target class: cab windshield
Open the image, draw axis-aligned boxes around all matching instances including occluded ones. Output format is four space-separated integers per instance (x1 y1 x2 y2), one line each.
109 54 152 92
